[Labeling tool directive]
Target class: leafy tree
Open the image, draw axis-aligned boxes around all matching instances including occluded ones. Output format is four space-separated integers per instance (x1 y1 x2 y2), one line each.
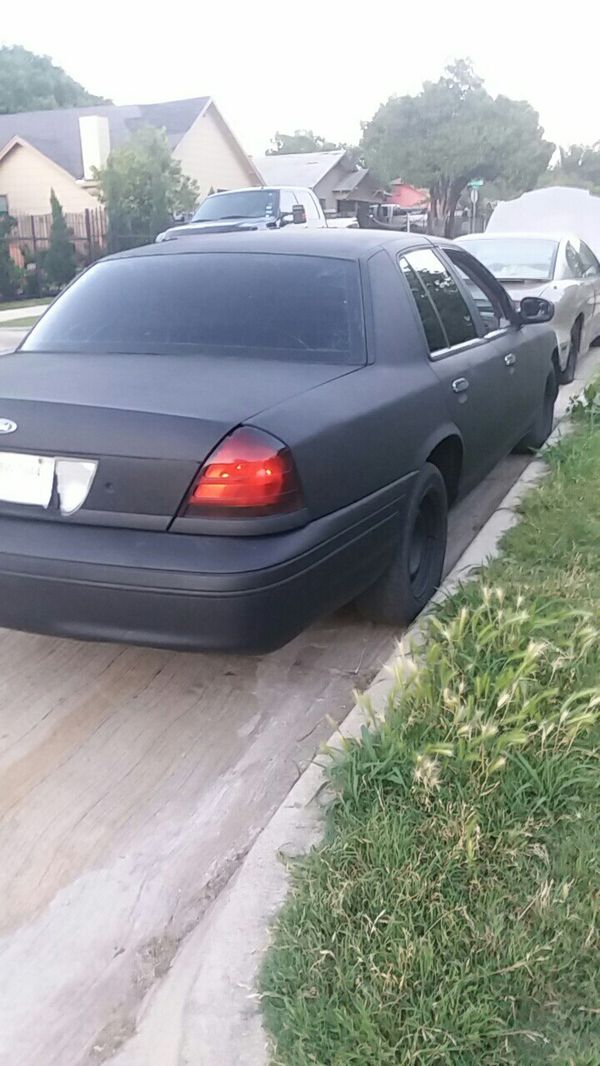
93 127 199 251
44 190 77 288
0 45 109 114
540 143 600 194
361 60 554 236
0 214 22 299
267 130 342 155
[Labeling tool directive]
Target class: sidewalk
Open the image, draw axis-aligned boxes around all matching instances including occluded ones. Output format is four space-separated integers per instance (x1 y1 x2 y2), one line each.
0 304 49 324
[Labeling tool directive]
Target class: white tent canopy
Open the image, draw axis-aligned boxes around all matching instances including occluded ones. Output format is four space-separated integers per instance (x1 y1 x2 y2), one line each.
488 187 600 260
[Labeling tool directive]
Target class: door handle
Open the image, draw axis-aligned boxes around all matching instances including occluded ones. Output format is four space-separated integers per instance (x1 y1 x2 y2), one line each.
452 377 470 394
504 352 517 367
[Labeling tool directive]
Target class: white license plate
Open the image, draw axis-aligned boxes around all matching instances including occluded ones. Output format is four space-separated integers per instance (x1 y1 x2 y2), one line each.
0 452 55 507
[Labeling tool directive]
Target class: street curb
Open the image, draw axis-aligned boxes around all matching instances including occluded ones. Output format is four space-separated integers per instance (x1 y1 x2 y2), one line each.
110 357 597 1066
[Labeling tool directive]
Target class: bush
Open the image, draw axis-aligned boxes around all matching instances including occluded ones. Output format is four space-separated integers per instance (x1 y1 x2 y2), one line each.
44 190 76 289
0 214 22 299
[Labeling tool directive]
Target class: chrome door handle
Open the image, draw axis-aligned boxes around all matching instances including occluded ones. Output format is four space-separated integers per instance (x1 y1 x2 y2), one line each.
452 377 470 393
504 352 517 366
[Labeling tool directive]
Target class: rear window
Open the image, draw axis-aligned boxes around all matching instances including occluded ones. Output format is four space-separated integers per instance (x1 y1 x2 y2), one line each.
23 252 366 365
459 237 559 282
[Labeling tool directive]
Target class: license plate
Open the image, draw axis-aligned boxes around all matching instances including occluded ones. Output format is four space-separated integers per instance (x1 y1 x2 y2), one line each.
0 452 55 507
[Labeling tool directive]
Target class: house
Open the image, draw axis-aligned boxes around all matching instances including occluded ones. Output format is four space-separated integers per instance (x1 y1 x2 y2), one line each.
0 97 261 217
254 150 385 215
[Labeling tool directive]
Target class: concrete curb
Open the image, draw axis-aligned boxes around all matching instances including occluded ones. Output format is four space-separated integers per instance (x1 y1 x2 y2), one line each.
109 357 597 1066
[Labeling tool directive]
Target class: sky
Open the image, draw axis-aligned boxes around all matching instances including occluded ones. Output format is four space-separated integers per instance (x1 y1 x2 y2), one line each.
2 0 599 157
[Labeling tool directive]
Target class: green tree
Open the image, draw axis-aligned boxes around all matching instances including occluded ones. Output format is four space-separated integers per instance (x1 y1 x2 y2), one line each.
44 190 77 289
0 45 109 114
93 127 199 251
267 129 341 155
267 129 363 159
540 143 600 194
0 214 22 299
361 60 554 236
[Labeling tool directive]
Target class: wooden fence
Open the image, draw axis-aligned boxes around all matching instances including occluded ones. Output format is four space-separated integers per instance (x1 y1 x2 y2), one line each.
5 208 108 269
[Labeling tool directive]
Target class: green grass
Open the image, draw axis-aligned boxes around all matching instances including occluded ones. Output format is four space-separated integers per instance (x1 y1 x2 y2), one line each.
0 317 37 328
0 297 48 311
261 387 600 1065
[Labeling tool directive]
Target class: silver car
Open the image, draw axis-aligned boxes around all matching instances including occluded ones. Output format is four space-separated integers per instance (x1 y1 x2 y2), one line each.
456 232 600 383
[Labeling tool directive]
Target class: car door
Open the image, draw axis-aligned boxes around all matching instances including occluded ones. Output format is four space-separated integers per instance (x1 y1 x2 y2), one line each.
564 239 596 343
578 240 600 345
441 245 543 440
398 247 516 489
295 188 325 227
278 187 299 225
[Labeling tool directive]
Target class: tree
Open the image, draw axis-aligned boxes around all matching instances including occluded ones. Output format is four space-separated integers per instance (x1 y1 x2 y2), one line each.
267 128 362 156
361 60 554 236
93 127 199 251
540 143 600 194
44 190 77 288
0 45 109 114
0 214 22 300
267 129 342 155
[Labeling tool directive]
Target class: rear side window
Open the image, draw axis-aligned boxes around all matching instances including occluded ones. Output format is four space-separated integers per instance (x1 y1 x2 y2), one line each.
399 257 447 353
403 248 478 349
566 242 585 279
23 252 366 365
579 241 600 276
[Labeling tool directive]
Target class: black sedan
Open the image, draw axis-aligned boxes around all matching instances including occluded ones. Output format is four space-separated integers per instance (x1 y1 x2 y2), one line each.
0 231 557 652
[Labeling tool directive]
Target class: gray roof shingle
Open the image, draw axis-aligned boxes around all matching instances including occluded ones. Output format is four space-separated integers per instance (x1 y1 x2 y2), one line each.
0 97 210 178
252 150 348 189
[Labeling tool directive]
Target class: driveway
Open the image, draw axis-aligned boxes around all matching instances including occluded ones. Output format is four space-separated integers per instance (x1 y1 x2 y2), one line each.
0 341 595 1065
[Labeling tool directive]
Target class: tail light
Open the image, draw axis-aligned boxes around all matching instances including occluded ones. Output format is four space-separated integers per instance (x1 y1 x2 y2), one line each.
183 428 304 518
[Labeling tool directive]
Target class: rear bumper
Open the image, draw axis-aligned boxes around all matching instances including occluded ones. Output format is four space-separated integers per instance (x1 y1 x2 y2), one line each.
0 479 412 652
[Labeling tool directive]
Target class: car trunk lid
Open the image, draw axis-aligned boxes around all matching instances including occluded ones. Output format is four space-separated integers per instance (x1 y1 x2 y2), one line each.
0 350 355 530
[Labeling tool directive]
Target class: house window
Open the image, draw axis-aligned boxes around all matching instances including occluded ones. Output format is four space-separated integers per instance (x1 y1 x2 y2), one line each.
0 195 8 215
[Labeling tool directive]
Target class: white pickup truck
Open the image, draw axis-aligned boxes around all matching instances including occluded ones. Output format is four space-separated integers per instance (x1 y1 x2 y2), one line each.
157 186 327 241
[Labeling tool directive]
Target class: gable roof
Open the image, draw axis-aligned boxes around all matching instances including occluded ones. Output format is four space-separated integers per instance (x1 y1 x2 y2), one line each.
0 97 210 180
332 167 386 204
253 150 348 189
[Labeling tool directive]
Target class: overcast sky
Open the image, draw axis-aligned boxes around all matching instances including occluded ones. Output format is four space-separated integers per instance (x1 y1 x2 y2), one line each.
3 0 599 156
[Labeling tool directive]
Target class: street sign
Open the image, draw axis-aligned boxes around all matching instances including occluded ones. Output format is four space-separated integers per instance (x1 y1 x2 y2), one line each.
470 187 479 204
468 178 484 188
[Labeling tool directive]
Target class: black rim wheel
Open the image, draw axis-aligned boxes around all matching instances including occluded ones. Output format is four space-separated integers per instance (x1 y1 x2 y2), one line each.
408 489 441 600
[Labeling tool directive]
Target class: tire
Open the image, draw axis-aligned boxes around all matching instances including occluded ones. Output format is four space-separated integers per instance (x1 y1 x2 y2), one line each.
514 370 557 453
559 319 582 385
355 463 448 627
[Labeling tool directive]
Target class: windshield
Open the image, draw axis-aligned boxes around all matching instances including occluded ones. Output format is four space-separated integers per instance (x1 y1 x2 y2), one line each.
22 253 365 365
192 189 279 222
459 237 559 281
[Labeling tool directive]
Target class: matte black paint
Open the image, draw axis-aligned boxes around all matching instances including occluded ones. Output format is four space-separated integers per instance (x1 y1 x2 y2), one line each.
0 231 556 651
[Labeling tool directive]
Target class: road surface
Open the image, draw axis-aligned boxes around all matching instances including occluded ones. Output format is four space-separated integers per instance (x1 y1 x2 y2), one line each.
0 332 594 1065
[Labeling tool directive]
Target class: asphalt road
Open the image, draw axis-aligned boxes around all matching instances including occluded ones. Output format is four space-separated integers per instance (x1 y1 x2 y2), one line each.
0 333 594 1065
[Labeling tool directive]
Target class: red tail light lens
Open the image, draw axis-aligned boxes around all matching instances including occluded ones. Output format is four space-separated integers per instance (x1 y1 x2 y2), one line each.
184 428 304 517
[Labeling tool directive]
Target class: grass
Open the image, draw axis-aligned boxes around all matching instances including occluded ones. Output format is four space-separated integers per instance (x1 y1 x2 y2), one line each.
0 297 49 311
0 317 37 328
260 385 600 1065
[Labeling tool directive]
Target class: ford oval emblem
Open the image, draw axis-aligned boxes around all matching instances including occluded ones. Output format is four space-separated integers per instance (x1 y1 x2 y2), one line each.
0 419 17 434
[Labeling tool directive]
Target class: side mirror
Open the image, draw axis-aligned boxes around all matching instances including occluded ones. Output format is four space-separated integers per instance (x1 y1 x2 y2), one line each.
292 204 307 225
519 296 554 325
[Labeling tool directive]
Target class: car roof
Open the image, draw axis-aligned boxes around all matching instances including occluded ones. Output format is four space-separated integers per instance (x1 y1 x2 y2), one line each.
456 231 568 243
107 229 438 262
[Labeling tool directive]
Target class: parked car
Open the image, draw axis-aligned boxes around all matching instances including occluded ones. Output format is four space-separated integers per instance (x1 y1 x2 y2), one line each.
456 232 600 383
156 186 327 241
0 231 557 653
